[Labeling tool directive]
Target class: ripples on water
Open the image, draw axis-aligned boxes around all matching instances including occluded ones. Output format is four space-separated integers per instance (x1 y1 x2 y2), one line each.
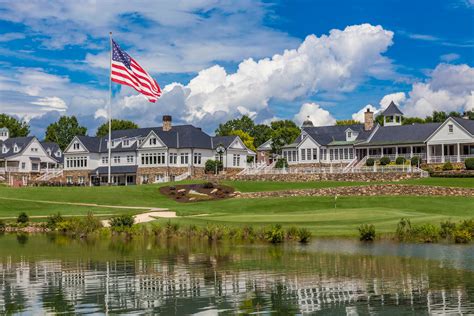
0 235 473 315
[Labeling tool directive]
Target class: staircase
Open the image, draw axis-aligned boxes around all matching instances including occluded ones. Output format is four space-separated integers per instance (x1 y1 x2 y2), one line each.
35 169 63 182
175 170 191 181
342 157 359 173
353 156 368 170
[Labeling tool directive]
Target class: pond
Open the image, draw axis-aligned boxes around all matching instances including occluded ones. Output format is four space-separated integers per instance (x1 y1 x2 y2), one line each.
0 234 473 315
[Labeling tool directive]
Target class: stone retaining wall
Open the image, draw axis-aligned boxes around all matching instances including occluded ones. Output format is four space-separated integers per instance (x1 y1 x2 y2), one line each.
239 184 474 198
230 172 422 182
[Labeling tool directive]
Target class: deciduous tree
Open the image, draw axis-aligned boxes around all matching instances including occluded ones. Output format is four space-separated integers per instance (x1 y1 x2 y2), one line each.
45 116 87 150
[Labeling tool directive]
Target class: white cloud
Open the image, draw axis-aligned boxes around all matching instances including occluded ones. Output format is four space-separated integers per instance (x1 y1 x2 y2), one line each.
379 92 406 109
352 104 378 122
31 96 67 111
0 32 25 42
440 53 460 62
294 103 336 126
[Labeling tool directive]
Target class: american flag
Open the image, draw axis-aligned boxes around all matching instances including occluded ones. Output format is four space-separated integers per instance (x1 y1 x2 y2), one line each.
111 39 161 102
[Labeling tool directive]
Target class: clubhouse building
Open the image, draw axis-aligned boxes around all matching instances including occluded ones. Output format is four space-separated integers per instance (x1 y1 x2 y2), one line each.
275 102 474 167
62 116 255 185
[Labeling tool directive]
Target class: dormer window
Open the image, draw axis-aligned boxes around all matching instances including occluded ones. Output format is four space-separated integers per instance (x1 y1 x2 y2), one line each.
2 145 7 153
56 151 61 157
73 142 80 150
448 124 453 133
123 139 130 147
47 149 52 155
13 144 19 153
149 138 157 145
347 131 352 138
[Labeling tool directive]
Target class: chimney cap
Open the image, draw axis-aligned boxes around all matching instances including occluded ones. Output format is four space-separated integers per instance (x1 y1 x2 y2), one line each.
163 115 172 121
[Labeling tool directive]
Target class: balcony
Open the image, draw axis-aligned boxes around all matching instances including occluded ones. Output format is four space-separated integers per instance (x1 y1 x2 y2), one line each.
428 155 474 163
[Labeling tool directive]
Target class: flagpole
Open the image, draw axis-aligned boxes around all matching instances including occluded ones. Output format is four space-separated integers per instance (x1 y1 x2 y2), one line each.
107 31 112 185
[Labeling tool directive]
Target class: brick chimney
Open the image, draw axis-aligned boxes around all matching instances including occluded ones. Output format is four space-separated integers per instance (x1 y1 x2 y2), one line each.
163 115 172 131
364 108 374 131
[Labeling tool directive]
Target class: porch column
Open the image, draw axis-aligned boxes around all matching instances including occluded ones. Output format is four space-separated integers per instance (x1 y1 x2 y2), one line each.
395 146 398 158
380 147 383 158
125 174 128 186
426 145 431 163
441 144 445 163
410 146 413 158
457 143 461 163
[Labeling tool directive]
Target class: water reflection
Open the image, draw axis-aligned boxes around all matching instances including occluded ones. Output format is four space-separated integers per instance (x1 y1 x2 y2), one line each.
0 235 473 315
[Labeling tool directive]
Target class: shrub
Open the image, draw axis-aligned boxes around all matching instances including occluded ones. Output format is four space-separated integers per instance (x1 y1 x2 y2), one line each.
411 156 421 166
164 221 180 237
46 213 64 230
296 228 312 243
109 214 135 230
151 223 163 236
411 224 440 243
395 157 406 165
203 224 224 241
396 218 412 241
202 182 214 189
439 220 456 239
0 220 5 231
379 156 391 166
286 226 299 240
442 161 454 171
17 212 29 224
205 160 223 173
465 158 474 170
275 158 288 169
454 229 472 244
366 158 375 167
265 224 285 243
241 225 255 240
358 224 376 241
57 212 102 237
458 219 474 237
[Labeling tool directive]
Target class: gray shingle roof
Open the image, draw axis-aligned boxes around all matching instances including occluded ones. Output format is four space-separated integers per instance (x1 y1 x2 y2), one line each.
212 136 237 149
302 124 369 146
41 142 64 163
381 101 404 116
0 136 34 158
361 123 441 146
91 165 138 175
453 117 474 135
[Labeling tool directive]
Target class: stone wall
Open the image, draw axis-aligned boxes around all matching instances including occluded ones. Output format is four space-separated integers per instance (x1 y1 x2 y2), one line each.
230 171 422 182
239 184 474 198
137 166 206 183
62 170 90 184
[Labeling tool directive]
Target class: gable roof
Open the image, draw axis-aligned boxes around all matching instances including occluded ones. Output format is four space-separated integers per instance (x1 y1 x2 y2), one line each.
41 141 64 163
212 135 237 149
302 124 370 146
381 101 404 116
452 117 474 135
0 136 35 158
360 122 441 146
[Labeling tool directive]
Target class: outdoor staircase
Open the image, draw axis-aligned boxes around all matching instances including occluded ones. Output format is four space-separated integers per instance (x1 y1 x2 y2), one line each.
35 169 63 182
342 157 359 173
353 156 368 170
175 170 191 181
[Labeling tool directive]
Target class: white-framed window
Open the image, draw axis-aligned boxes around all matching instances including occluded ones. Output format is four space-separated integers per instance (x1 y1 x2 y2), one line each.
292 151 297 162
301 149 306 161
349 148 354 159
78 176 85 184
31 147 38 152
307 149 312 161
123 139 130 147
66 156 88 168
149 138 157 145
169 153 177 164
193 153 202 165
73 142 80 150
347 131 352 138
113 156 121 164
448 124 454 133
21 162 26 169
66 176 73 184
344 148 348 160
180 153 189 165
56 151 61 157
2 146 7 153
102 156 108 164
141 152 166 165
127 155 134 163
232 154 240 166
13 145 19 153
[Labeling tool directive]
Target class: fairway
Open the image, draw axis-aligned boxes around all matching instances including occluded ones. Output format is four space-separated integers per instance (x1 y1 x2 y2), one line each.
0 179 473 237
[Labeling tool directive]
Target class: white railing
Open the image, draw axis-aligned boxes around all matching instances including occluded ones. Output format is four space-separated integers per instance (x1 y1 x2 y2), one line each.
367 153 426 160
35 169 63 182
428 155 474 163
174 171 191 182
0 167 20 174
246 164 424 175
342 157 358 173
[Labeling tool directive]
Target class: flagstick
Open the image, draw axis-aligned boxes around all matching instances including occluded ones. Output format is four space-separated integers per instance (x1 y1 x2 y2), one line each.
107 31 112 185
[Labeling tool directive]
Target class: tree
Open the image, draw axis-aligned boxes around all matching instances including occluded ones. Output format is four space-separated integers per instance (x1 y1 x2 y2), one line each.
96 119 138 137
0 114 29 137
215 115 255 136
270 120 300 154
336 119 360 125
402 117 425 125
45 116 87 151
229 129 256 151
252 124 273 147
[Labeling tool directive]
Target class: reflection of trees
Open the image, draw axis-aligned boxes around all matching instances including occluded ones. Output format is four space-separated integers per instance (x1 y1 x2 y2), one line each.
41 285 74 314
2 283 26 315
16 233 28 246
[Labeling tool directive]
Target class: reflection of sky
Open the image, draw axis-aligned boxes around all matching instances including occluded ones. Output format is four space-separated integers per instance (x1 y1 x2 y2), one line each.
292 239 474 272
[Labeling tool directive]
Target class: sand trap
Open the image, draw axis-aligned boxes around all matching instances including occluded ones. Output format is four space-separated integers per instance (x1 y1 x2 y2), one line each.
102 210 177 227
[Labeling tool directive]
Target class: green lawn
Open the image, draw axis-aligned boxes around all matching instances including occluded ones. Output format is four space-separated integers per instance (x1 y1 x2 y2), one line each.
0 179 472 237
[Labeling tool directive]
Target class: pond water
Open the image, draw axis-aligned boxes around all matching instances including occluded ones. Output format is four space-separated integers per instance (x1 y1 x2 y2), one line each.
0 234 473 315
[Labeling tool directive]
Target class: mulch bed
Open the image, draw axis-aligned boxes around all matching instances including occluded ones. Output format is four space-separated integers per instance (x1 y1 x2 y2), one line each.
159 183 235 203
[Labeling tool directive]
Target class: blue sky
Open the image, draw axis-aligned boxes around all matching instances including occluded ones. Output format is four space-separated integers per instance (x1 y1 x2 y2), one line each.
0 0 472 137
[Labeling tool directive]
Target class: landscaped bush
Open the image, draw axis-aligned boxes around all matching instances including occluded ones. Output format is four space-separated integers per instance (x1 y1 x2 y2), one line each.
411 224 440 243
366 158 375 166
56 212 102 237
358 224 376 241
275 158 288 169
465 158 474 170
395 157 406 165
296 228 312 243
46 213 64 230
458 219 474 237
204 160 223 174
17 212 29 224
396 218 412 241
265 224 285 243
440 220 456 239
286 226 299 240
454 229 472 244
379 156 391 166
411 156 421 166
442 161 454 171
109 214 135 231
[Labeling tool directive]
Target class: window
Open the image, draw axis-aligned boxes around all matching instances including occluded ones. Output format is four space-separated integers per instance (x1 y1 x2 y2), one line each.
78 176 85 184
65 156 88 169
13 145 19 153
312 149 317 160
123 139 130 146
292 151 297 162
301 149 306 161
102 156 108 164
307 149 312 161
21 162 26 169
73 142 80 150
180 153 189 165
56 151 61 157
232 154 241 166
448 124 454 133
149 138 157 145
169 153 177 164
193 153 202 165
31 147 38 152
113 156 121 164
2 146 6 153
344 148 348 160
349 148 354 159
141 152 165 165
127 155 134 163
66 176 73 184
347 131 352 138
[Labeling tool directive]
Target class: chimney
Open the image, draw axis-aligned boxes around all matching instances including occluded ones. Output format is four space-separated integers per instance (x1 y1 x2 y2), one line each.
364 108 374 131
162 115 172 131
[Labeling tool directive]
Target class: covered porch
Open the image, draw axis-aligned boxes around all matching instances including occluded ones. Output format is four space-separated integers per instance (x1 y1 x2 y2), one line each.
427 143 474 163
90 166 137 186
358 145 427 161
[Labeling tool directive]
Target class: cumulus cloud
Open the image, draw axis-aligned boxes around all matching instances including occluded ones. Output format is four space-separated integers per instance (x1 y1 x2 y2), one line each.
294 103 335 126
351 104 378 122
31 96 67 111
351 92 406 122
